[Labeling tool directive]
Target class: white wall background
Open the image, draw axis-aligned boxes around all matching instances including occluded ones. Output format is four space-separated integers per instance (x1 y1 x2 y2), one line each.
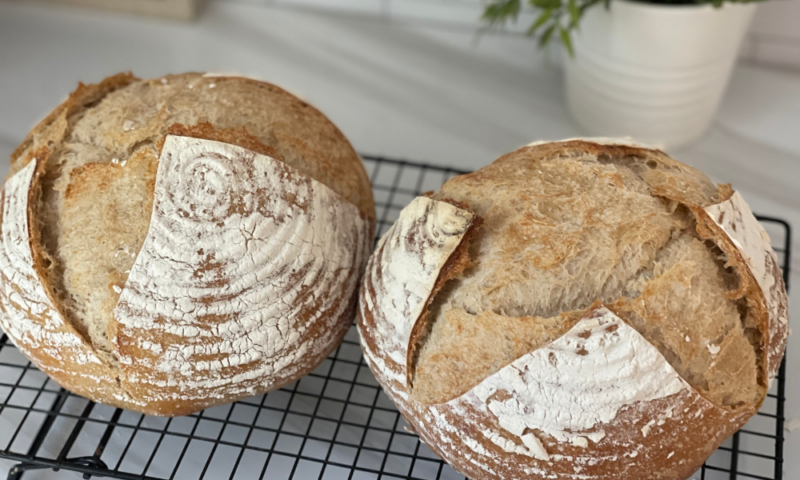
248 0 800 70
741 0 800 70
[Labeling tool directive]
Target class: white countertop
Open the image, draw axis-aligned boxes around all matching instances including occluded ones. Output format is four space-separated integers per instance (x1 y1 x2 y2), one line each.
0 1 798 478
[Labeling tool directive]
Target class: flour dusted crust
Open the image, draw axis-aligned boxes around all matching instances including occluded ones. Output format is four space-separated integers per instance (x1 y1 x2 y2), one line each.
358 138 787 480
376 309 751 479
0 160 142 409
111 136 371 414
359 197 476 393
527 136 658 150
1 134 371 416
700 192 789 382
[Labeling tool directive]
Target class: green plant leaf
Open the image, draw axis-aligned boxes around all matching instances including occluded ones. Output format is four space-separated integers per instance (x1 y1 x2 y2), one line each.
482 0 521 22
527 10 552 35
568 0 580 27
482 0 602 52
560 26 575 57
481 4 501 21
539 24 556 48
531 0 561 9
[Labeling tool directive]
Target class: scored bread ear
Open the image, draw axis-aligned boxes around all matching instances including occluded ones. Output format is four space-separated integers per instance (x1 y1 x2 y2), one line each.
356 195 754 479
0 158 142 410
9 73 137 178
524 138 787 385
2 132 373 417
358 196 478 394
694 191 789 384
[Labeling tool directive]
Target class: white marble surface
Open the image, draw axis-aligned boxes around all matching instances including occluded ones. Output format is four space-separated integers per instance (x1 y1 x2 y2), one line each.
0 1 798 478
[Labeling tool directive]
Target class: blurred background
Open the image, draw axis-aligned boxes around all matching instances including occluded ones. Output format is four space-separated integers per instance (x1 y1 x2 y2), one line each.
0 0 798 478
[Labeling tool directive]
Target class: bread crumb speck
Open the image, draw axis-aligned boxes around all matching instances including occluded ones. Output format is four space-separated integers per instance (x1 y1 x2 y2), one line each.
685 335 690 342
667 451 674 459
122 120 134 131
641 420 655 437
209 83 216 89
785 418 800 432
571 437 588 448
707 343 720 355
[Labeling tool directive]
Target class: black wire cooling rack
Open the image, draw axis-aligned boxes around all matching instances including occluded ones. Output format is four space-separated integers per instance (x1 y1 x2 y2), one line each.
0 155 791 480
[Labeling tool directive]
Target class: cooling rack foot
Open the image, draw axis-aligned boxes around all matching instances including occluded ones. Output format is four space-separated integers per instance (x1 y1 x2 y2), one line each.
7 462 56 480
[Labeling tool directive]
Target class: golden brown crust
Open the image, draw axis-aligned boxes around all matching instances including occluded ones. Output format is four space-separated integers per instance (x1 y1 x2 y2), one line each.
3 73 376 416
359 139 787 480
400 379 752 480
358 197 476 398
365 295 756 480
10 73 138 177
164 74 374 218
0 159 145 412
161 121 284 161
692 199 789 395
407 201 482 386
507 140 721 208
425 138 769 406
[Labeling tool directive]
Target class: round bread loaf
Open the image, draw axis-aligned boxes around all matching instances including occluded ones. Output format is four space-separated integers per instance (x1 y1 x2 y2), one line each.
358 139 788 480
1 72 375 416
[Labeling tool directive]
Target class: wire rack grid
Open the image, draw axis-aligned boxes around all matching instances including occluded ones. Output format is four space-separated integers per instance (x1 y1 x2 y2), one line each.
0 155 791 480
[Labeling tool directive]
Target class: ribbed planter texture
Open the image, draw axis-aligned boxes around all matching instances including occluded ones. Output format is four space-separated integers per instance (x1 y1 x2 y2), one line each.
564 0 756 149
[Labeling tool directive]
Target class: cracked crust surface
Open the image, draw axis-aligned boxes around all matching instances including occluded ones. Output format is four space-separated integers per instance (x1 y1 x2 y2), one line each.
2 73 376 415
414 142 763 408
358 139 788 480
0 159 141 410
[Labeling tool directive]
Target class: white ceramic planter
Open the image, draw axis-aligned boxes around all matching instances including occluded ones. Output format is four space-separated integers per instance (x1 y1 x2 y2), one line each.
564 0 756 149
